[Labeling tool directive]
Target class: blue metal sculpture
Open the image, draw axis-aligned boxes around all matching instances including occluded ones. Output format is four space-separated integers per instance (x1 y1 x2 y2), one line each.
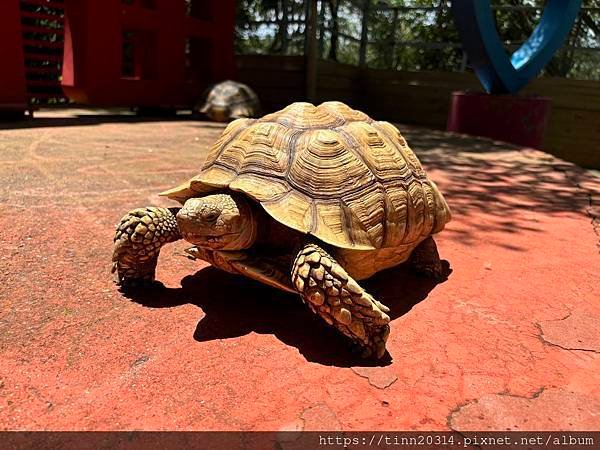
451 0 582 94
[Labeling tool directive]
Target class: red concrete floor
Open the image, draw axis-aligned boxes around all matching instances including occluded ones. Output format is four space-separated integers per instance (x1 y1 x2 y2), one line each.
0 109 598 431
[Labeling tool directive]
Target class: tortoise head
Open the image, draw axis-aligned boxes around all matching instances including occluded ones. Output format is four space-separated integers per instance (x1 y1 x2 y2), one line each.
176 193 258 250
206 105 230 122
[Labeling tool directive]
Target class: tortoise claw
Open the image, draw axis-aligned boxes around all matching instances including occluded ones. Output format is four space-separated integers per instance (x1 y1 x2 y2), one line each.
116 275 164 294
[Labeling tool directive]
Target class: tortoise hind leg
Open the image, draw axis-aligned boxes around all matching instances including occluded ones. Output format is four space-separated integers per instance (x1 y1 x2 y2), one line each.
291 242 391 359
409 236 445 280
112 207 181 289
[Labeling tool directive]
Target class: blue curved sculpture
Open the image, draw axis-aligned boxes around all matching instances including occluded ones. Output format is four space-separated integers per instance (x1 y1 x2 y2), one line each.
451 0 582 94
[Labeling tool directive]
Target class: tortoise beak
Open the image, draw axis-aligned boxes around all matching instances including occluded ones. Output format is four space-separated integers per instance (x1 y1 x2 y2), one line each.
209 107 230 122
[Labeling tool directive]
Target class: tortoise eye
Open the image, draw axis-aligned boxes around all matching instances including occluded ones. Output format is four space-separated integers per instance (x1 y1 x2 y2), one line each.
202 210 220 222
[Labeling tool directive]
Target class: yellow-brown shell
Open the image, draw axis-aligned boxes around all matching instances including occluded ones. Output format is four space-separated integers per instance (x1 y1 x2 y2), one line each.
161 101 451 251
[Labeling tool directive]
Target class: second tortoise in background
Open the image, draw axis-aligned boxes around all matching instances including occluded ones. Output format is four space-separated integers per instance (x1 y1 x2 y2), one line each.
113 101 451 359
198 80 261 122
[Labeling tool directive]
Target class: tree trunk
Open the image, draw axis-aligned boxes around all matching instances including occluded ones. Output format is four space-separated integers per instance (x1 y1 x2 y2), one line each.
328 0 339 61
318 0 326 58
306 0 318 102
268 1 281 53
281 0 289 54
358 0 370 67
386 7 398 69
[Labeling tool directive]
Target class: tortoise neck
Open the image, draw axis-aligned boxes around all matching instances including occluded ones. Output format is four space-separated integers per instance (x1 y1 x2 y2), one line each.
254 206 304 255
225 195 259 250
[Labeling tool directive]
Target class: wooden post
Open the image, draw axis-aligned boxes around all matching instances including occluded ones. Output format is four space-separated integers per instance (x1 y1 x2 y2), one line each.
328 0 340 61
359 0 370 67
281 0 289 54
305 0 318 103
317 0 326 58
388 7 399 70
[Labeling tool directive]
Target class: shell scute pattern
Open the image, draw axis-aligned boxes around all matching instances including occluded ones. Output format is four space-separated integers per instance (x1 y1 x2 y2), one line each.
288 129 376 199
339 121 410 183
343 189 388 248
207 122 291 177
209 81 257 106
373 121 426 178
165 101 451 252
202 118 253 168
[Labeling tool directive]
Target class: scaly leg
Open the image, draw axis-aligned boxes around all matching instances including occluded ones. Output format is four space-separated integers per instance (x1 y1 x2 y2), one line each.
112 207 181 288
291 242 391 359
409 236 444 280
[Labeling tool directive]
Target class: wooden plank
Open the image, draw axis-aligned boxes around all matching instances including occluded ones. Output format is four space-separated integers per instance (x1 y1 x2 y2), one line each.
365 68 480 85
25 66 61 74
27 79 61 87
236 55 304 72
26 92 65 99
21 11 63 22
237 71 305 89
22 25 64 35
250 86 305 104
367 69 600 111
23 39 63 49
542 143 599 168
21 0 65 8
524 81 600 112
23 53 62 62
317 59 360 77
317 75 361 90
529 76 600 91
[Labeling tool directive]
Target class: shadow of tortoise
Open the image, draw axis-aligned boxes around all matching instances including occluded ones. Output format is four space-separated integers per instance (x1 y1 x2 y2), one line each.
124 260 450 368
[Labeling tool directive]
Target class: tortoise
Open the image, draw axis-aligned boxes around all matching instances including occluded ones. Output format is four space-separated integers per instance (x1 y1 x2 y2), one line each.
198 80 261 122
112 101 451 359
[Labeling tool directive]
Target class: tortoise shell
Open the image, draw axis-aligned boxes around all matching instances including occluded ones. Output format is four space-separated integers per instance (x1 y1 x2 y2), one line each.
200 80 261 119
163 101 451 252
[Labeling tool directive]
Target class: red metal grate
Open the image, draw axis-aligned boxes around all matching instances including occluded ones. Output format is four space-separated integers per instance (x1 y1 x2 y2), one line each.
20 0 66 106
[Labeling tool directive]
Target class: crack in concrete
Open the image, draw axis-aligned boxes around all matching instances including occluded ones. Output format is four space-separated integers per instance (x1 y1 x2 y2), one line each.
350 367 398 389
553 163 600 253
446 398 478 429
496 385 546 400
534 322 600 355
298 402 341 430
446 398 484 449
447 386 547 435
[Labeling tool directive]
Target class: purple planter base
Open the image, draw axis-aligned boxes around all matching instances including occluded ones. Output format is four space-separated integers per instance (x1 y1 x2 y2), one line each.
447 91 552 149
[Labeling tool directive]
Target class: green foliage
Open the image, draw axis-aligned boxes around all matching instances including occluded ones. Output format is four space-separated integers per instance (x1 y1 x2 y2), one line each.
235 0 600 80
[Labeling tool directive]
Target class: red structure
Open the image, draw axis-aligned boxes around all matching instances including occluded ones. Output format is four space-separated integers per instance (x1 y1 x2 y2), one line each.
0 0 236 113
0 0 66 113
0 1 28 113
447 92 552 149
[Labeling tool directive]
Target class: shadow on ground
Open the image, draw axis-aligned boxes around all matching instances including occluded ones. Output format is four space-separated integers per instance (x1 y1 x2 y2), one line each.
399 127 596 249
125 261 449 368
0 112 227 130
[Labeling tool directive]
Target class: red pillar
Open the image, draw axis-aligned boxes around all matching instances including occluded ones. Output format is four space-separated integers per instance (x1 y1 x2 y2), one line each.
0 0 27 113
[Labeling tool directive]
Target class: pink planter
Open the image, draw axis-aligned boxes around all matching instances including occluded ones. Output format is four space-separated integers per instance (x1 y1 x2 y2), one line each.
447 91 552 149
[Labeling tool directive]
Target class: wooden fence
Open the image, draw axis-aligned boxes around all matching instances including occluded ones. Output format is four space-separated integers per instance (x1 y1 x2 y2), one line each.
237 55 600 169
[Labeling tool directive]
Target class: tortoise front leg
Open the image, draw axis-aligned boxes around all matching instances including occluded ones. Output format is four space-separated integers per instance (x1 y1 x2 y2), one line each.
112 207 181 288
291 242 391 359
